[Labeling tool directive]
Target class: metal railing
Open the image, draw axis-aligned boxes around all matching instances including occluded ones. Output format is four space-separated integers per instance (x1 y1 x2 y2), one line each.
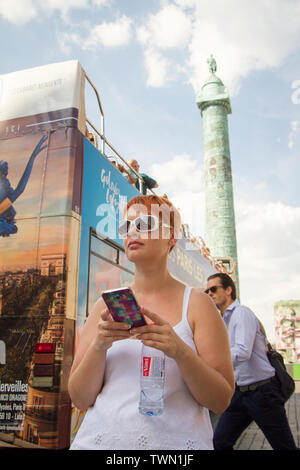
84 72 144 193
84 72 105 155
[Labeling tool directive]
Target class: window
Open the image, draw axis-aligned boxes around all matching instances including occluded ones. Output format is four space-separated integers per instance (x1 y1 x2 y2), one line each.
33 395 43 412
87 230 134 317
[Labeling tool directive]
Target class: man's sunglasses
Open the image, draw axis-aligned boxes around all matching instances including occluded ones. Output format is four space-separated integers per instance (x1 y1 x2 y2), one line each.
205 285 224 295
118 215 171 237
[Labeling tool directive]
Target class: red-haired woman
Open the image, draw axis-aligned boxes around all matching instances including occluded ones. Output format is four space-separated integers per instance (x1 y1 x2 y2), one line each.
69 195 234 450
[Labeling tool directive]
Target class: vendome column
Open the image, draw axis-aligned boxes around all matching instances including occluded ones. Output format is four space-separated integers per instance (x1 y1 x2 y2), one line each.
196 55 239 292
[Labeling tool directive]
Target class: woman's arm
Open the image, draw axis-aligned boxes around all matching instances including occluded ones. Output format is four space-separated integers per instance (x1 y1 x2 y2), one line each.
230 307 258 365
68 300 131 411
133 292 235 414
178 291 235 413
0 197 13 215
9 135 48 203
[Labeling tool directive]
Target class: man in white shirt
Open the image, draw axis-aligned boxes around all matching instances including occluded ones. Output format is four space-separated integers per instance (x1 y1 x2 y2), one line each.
206 273 298 450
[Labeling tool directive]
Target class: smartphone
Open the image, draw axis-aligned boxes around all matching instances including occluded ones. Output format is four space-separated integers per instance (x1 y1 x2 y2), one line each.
101 287 147 328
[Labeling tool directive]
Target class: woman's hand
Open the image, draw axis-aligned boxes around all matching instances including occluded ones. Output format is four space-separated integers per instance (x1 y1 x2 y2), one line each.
93 309 132 351
131 307 186 360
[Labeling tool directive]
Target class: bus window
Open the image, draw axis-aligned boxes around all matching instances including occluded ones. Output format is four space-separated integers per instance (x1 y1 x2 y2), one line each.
119 249 134 274
87 232 134 317
90 234 118 264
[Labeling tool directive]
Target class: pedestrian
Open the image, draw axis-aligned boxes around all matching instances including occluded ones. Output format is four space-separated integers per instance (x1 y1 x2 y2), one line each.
206 272 298 450
68 195 234 450
109 157 136 184
126 158 158 195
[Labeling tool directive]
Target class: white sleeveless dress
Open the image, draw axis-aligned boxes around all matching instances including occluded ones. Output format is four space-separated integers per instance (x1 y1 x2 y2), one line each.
70 286 213 450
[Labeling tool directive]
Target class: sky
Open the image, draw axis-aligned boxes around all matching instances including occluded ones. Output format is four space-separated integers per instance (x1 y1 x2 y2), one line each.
0 0 300 342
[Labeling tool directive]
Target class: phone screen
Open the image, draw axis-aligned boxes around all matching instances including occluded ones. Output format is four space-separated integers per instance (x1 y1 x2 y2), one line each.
102 287 147 328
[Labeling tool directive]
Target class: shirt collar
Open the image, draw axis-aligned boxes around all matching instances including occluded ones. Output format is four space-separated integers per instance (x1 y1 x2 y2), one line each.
226 299 239 312
223 299 240 323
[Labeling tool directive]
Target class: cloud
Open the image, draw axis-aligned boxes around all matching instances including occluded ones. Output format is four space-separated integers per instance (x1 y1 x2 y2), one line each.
186 0 300 95
0 0 37 25
135 0 300 94
288 120 300 149
58 32 80 55
90 0 109 6
39 0 88 14
151 153 204 192
150 153 205 235
236 200 300 263
136 3 192 87
60 15 133 53
136 4 192 50
235 199 300 340
143 48 172 87
0 0 108 25
83 15 133 49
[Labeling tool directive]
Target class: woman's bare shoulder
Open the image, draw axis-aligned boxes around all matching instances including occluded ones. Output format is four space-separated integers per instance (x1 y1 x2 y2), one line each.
190 287 213 308
188 288 222 326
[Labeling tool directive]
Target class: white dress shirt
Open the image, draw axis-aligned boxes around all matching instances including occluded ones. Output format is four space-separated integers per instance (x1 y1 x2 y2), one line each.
223 300 275 386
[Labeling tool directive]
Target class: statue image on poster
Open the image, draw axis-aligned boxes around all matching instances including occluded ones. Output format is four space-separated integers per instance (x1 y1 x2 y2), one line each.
0 135 48 237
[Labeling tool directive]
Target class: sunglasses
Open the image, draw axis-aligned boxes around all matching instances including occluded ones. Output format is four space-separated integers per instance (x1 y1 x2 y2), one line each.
205 285 224 295
118 215 171 237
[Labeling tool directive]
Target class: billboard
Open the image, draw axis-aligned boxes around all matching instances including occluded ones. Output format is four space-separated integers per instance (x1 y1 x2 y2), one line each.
274 300 300 364
0 61 85 448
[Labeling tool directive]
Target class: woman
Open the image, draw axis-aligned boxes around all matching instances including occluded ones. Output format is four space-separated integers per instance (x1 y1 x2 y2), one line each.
69 194 234 450
0 135 47 237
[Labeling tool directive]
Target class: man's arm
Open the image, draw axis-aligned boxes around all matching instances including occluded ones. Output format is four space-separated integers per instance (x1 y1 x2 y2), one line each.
230 307 258 365
140 173 158 190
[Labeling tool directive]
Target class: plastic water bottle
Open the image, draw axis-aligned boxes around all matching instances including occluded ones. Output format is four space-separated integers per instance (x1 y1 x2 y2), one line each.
139 344 165 416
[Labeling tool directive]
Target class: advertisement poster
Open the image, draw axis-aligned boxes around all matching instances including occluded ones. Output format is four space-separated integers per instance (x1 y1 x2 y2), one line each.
274 301 300 364
0 61 85 448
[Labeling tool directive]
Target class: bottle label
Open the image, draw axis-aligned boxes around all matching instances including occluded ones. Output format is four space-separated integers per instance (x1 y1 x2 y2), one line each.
143 357 151 377
142 357 164 378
